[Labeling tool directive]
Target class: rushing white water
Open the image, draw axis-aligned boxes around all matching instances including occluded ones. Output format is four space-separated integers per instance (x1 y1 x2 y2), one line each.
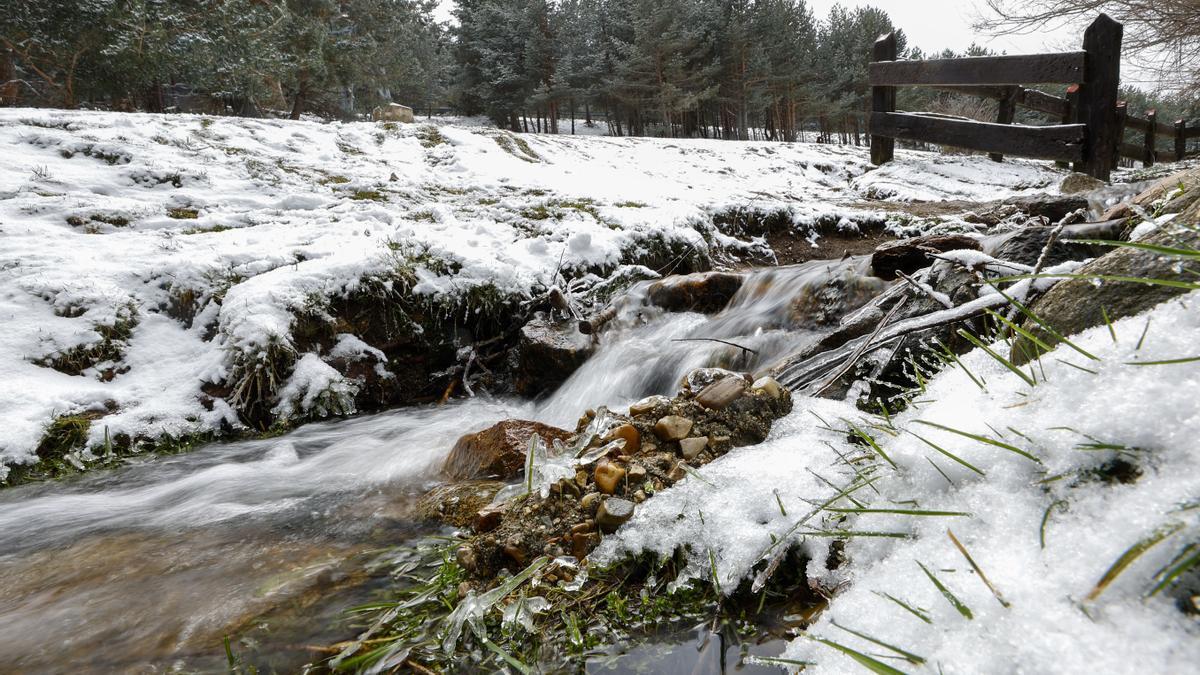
0 259 879 671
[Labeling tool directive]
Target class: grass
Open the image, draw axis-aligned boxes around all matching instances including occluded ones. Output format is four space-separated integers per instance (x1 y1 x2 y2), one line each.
168 207 199 219
350 189 387 202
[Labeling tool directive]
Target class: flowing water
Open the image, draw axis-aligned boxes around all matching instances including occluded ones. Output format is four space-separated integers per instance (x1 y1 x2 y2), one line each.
0 260 877 673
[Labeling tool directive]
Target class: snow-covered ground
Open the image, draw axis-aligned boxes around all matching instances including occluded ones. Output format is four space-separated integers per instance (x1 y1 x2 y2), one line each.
597 289 1200 673
0 109 1065 477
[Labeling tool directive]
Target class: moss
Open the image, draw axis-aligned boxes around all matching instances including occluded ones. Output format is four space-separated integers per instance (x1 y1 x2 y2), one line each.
416 124 449 148
350 190 387 202
34 306 138 376
168 207 200 219
67 213 132 228
493 134 541 162
320 174 351 185
614 200 648 208
181 224 233 235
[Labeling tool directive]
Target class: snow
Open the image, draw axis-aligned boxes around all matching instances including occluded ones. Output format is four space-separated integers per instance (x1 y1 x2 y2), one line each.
0 108 1064 474
596 290 1200 674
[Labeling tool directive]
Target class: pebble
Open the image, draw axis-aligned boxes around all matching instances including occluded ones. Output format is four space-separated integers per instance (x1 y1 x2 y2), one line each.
695 376 746 410
633 490 647 503
666 462 688 482
607 424 641 454
594 460 626 494
654 415 694 441
580 491 603 514
627 463 647 483
629 395 670 417
570 521 594 535
503 542 526 565
751 376 784 400
596 497 635 533
456 545 476 571
575 470 589 488
679 436 708 460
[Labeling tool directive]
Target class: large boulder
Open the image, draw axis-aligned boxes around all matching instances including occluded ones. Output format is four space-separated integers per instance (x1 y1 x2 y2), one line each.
989 225 1109 268
443 419 573 480
1011 225 1200 365
1060 173 1106 195
513 315 594 397
871 233 982 280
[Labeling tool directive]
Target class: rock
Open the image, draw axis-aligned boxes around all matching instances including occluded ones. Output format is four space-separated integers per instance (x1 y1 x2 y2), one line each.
694 376 747 410
633 490 647 503
580 492 603 514
629 395 670 417
443 419 572 480
751 376 783 399
417 481 504 527
514 315 595 397
1012 225 1200 365
870 234 983 281
787 269 890 326
627 463 647 483
654 415 694 441
666 462 688 483
1060 173 1106 195
682 367 743 392
646 271 746 314
474 503 508 533
596 497 635 533
456 545 477 571
679 437 708 460
594 460 626 494
1002 194 1090 223
989 225 1109 269
503 537 527 565
606 424 641 454
571 531 600 559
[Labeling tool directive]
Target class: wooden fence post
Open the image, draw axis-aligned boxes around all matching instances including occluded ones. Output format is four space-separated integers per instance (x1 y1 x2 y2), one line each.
1114 101 1128 167
1178 120 1188 162
990 86 1020 162
870 33 897 166
1056 84 1079 169
1143 109 1157 167
1076 14 1122 181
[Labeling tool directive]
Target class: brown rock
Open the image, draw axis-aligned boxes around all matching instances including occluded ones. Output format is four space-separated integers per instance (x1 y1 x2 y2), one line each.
627 463 647 483
594 460 626 495
514 315 595 397
629 395 670 417
751 376 783 399
606 424 641 454
871 234 982 281
416 481 503 527
571 531 600 559
679 437 708 460
443 419 572 480
474 503 508 533
596 497 636 533
666 462 688 482
694 376 747 410
580 491 603 514
503 540 527 565
654 415 694 441
646 271 746 314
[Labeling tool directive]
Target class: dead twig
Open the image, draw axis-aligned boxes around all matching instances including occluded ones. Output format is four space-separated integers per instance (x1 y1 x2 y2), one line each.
670 337 759 355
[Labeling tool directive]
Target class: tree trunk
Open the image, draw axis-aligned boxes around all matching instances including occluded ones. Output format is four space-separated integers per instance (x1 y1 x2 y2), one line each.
290 71 308 120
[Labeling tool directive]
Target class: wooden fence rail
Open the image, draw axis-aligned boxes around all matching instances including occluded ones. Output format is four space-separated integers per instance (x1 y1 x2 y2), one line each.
870 13 1197 180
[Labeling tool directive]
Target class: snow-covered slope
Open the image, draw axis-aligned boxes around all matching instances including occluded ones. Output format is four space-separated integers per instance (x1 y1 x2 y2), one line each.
596 291 1200 674
0 109 1063 477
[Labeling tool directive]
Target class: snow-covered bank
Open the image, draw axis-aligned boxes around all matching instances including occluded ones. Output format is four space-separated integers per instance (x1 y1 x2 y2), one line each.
0 109 1064 478
596 289 1200 673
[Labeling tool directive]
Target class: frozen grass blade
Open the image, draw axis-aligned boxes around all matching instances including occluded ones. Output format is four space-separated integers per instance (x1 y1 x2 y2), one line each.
1069 238 1200 260
948 530 1010 608
808 468 869 508
1149 544 1200 598
1055 358 1098 375
481 637 531 675
914 420 1041 464
806 635 911 675
802 529 914 539
990 286 1099 361
1124 356 1200 366
926 457 955 486
917 561 973 620
933 337 986 391
985 309 1053 354
773 488 788 517
1101 307 1118 344
907 429 986 477
831 620 926 665
873 591 933 624
1040 500 1068 549
1136 319 1151 351
824 507 971 517
1085 523 1185 602
844 419 898 469
957 329 1036 387
745 655 816 668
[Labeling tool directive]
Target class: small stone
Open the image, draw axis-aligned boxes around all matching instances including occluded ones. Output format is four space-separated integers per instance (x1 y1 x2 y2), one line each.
570 522 594 535
629 395 670 417
633 490 647 503
455 545 477 571
580 492 603 514
751 376 783 400
679 436 708 460
666 462 688 483
606 424 641 454
571 531 600 558
503 541 527 565
694 376 746 410
594 460 626 495
654 415 694 441
575 470 589 488
627 463 647 482
474 503 507 533
458 581 473 598
596 497 635 533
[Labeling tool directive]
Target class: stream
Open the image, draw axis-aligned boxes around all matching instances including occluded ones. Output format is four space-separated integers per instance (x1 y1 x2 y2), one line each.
0 259 869 673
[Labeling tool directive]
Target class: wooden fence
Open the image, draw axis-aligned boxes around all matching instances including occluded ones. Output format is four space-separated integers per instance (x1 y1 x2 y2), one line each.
869 14 1197 181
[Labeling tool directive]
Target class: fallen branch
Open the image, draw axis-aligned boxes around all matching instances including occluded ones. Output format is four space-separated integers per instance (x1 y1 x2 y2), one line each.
670 337 759 355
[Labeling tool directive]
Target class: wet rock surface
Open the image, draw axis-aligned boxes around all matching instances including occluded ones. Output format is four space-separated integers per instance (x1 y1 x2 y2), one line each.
514 314 595 397
870 233 982 280
645 271 746 314
989 225 1110 268
442 419 573 480
1102 167 1200 221
424 372 792 581
1012 225 1200 365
